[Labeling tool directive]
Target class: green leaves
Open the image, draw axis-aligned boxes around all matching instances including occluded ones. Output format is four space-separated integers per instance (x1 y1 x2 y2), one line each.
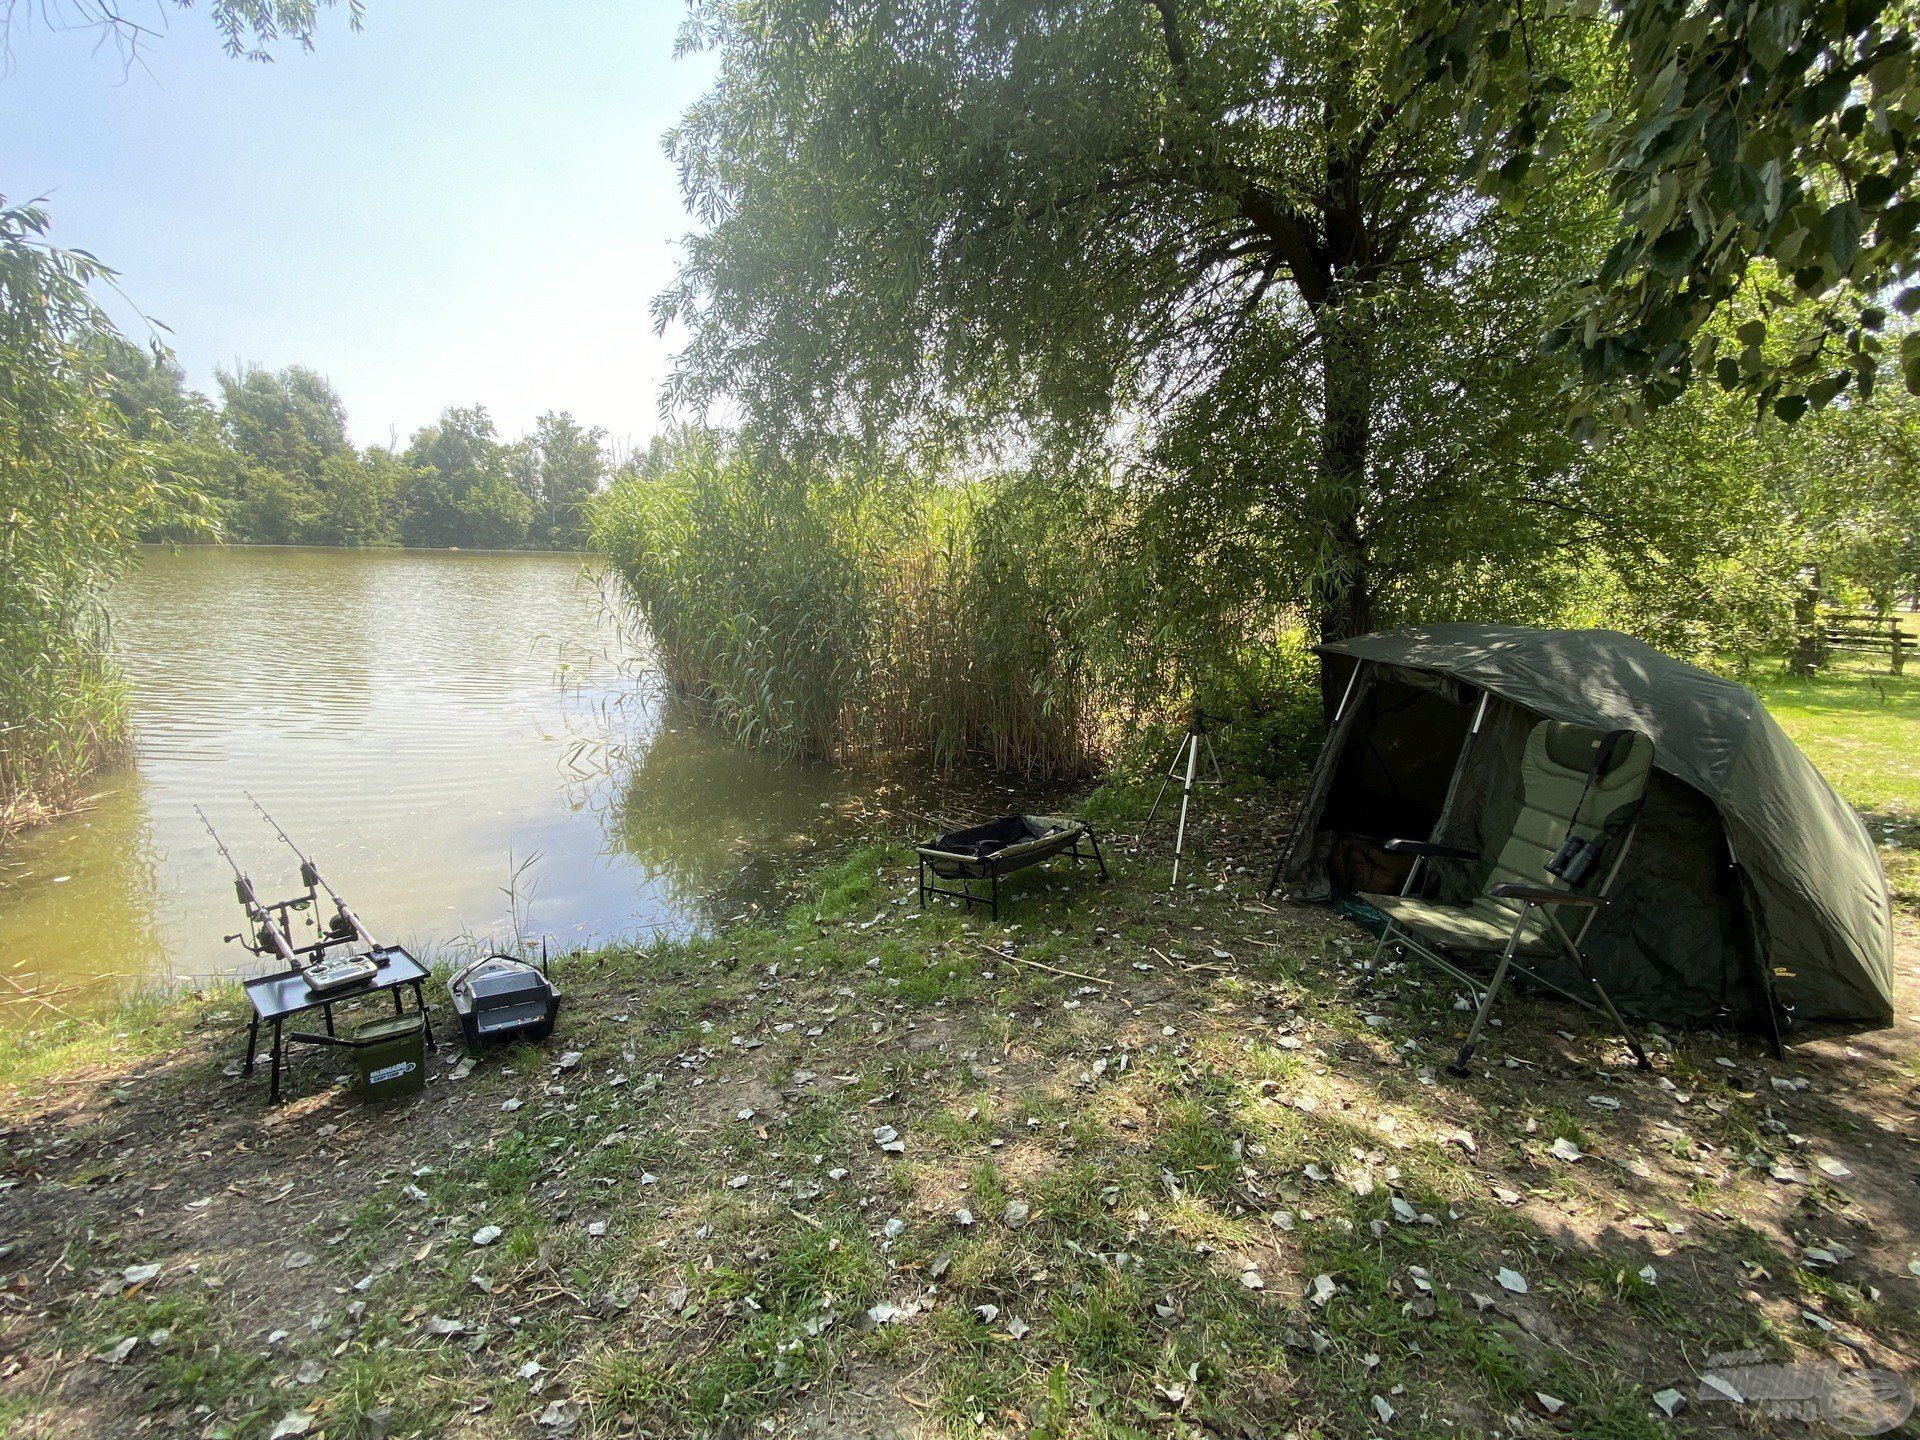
0 198 202 829
1397 0 1920 424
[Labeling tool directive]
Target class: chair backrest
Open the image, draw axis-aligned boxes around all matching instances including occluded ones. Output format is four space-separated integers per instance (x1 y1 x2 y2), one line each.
1484 721 1655 902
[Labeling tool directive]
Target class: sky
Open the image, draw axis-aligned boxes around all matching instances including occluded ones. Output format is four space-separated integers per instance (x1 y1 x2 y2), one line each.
1 1 717 450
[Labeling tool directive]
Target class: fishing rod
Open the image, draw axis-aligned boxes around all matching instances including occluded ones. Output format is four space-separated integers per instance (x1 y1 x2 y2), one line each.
195 804 303 968
244 791 380 949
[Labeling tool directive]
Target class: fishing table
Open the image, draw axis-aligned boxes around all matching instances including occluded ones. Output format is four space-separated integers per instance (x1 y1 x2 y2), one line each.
241 945 435 1104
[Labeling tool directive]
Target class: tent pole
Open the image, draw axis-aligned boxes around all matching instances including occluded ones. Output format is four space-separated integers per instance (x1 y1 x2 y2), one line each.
1726 833 1788 1060
1405 690 1490 900
1266 660 1366 898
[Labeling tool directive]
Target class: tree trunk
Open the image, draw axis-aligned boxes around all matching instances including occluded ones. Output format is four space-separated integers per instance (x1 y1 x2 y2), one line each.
1789 566 1825 677
1313 307 1374 722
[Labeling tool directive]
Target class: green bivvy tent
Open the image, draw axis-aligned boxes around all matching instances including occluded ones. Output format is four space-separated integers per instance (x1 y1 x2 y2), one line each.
1272 624 1895 1031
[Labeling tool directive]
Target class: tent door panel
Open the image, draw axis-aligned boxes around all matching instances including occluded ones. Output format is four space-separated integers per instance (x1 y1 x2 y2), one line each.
1316 675 1476 894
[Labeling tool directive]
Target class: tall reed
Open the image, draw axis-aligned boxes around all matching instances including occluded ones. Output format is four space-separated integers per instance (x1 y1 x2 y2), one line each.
591 436 1128 777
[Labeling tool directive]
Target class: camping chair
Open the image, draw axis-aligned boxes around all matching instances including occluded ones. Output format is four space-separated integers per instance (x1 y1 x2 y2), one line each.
1358 720 1657 1077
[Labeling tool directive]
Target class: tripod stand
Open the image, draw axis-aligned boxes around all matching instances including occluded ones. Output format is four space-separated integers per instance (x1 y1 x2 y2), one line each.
1146 707 1223 886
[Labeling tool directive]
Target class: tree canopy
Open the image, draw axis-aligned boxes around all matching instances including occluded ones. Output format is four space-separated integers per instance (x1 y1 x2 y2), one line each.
663 0 1643 695
1412 0 1920 425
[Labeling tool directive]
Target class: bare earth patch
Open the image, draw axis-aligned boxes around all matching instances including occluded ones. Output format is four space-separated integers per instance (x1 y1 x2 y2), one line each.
1 801 1915 1439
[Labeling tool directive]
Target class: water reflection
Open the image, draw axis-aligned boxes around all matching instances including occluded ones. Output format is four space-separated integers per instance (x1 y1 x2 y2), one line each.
0 545 1033 1021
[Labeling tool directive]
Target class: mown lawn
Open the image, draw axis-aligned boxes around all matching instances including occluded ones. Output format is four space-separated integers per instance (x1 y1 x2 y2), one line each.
1753 653 1918 820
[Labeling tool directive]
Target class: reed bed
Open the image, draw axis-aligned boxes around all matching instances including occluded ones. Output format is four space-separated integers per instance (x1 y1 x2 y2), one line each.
591 438 1134 778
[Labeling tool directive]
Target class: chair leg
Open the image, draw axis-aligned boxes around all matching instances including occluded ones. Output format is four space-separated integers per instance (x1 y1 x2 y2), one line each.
1448 926 1523 1079
1548 914 1653 1072
918 858 927 910
1357 922 1400 995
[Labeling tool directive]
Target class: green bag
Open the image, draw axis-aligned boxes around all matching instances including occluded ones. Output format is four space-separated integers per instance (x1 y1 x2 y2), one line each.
352 1014 426 1102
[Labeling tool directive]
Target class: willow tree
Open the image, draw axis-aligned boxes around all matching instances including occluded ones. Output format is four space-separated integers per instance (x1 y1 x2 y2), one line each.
661 0 1629 706
0 201 205 835
1411 0 1920 423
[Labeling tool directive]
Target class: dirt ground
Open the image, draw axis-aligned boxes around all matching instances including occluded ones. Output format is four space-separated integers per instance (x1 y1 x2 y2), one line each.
1 802 1916 1439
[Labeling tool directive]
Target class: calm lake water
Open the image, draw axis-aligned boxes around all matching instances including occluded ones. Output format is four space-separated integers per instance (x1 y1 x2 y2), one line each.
0 546 977 1019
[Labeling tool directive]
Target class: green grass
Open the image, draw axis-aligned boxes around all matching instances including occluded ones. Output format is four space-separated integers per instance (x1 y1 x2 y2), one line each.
3 658 1916 1439
1752 654 1919 818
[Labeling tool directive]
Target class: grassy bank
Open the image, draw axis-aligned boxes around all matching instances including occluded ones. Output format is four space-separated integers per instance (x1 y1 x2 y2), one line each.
1 776 1914 1438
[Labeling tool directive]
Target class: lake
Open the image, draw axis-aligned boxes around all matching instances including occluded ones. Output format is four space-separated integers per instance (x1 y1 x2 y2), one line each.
0 546 995 1019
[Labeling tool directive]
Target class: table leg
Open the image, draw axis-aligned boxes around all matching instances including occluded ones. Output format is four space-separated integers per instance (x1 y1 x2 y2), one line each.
414 981 436 1049
269 1018 284 1105
244 1015 260 1076
324 1002 336 1038
391 986 404 1017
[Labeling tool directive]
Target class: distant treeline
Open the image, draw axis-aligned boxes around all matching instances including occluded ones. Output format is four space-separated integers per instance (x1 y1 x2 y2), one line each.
114 348 661 551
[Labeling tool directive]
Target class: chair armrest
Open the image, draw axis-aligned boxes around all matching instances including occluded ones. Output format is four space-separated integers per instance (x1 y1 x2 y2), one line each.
1488 883 1607 909
915 846 980 863
1385 839 1481 862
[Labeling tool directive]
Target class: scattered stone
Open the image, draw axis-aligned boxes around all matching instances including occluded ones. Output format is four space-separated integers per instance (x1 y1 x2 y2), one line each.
1548 1138 1585 1163
1371 1395 1395 1425
536 1398 580 1431
269 1413 314 1439
1815 1156 1853 1179
556 1051 583 1070
1004 1200 1031 1228
283 1251 315 1271
472 1225 502 1247
1239 1268 1264 1290
1496 1267 1529 1294
1652 1388 1686 1419
1309 1274 1337 1307
121 1263 161 1289
873 1125 905 1154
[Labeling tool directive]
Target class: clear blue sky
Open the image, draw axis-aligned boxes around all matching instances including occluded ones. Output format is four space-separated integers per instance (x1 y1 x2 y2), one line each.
2 2 716 451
